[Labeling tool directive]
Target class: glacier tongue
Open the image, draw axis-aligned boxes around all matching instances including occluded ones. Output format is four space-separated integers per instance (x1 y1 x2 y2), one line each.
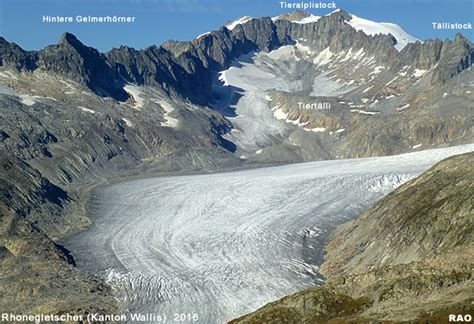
212 45 351 153
212 50 302 152
63 145 474 324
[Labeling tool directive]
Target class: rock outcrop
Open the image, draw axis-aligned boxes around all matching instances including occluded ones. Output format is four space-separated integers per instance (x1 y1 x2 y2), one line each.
0 203 117 316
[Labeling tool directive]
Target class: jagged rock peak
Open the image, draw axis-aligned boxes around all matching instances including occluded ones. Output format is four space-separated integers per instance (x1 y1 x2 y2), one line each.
454 32 473 46
277 10 311 22
329 8 352 20
59 32 84 48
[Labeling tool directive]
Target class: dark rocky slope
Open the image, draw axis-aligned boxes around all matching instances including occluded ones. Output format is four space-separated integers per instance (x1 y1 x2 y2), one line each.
231 152 474 323
0 204 117 315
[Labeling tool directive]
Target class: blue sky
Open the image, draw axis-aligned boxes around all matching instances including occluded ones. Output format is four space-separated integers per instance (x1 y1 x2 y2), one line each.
0 0 472 52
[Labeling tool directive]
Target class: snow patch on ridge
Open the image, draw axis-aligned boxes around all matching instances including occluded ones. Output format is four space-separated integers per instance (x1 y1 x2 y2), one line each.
20 95 36 106
225 16 252 30
78 106 96 114
121 118 133 127
313 47 333 66
196 31 210 39
158 100 179 128
123 84 145 109
350 109 380 115
292 14 321 24
0 71 18 79
304 127 326 133
413 69 427 77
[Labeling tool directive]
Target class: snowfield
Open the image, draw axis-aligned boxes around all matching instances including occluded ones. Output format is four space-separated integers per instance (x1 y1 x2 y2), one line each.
123 84 145 109
345 13 419 51
64 145 474 324
158 100 179 128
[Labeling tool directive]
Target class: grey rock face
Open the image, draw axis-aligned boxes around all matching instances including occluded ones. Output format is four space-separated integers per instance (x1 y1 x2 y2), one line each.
430 33 473 85
38 33 128 100
106 44 213 104
0 37 37 70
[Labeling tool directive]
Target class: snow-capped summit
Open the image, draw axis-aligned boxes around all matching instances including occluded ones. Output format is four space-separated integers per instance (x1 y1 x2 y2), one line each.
207 10 418 51
196 16 252 39
293 14 320 24
273 10 320 23
344 13 419 51
278 9 418 51
225 16 252 31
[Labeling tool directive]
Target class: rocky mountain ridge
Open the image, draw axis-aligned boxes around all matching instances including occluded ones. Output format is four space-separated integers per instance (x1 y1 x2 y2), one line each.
1 10 472 106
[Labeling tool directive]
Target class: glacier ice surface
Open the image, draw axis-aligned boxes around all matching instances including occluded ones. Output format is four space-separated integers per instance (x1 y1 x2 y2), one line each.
63 145 474 323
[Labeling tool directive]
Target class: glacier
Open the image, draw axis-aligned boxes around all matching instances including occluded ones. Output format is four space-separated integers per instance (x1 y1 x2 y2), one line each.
211 45 352 154
63 145 474 323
